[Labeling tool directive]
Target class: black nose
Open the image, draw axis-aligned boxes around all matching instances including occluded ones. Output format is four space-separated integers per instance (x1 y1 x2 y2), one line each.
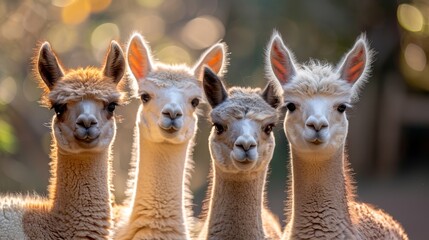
76 115 98 129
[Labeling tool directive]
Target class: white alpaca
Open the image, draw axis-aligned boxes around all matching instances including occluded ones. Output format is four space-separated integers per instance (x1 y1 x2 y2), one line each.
266 31 408 240
114 33 227 240
0 41 126 239
197 67 282 240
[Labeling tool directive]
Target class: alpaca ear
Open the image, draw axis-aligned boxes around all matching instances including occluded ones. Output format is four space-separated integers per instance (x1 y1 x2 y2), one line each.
261 81 282 109
203 67 228 108
267 31 297 85
127 33 153 83
194 42 227 80
37 42 64 90
103 41 126 84
337 35 370 85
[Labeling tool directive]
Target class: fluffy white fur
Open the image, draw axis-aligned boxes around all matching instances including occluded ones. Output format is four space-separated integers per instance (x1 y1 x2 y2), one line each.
266 31 408 240
113 33 227 240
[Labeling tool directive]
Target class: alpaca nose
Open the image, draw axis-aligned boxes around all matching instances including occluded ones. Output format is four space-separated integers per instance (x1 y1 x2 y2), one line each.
234 135 257 152
305 115 328 132
76 114 98 129
162 104 183 120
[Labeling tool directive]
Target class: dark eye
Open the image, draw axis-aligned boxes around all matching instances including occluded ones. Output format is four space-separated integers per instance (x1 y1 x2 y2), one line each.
213 123 226 135
107 102 117 113
286 103 296 112
337 104 347 113
141 93 151 103
264 124 275 135
191 98 200 108
53 104 67 117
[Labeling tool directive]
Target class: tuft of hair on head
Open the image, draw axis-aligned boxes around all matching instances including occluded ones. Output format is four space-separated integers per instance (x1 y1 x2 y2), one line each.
336 33 375 100
202 66 228 109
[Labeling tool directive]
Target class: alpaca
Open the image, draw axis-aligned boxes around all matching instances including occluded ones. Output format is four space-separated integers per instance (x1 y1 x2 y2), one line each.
113 33 227 240
0 41 126 239
266 31 408 239
197 67 282 240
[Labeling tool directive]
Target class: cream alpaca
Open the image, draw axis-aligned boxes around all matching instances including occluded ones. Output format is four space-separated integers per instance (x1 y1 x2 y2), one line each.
197 67 282 240
114 33 227 240
266 31 408 239
0 41 126 239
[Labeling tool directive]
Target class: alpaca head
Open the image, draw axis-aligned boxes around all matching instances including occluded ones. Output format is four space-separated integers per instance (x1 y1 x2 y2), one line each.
127 33 227 144
203 67 281 174
36 41 126 153
266 31 372 156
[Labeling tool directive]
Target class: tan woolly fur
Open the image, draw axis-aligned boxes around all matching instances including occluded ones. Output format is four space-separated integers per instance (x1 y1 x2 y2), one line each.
196 67 283 240
266 31 408 240
0 41 126 239
113 33 227 240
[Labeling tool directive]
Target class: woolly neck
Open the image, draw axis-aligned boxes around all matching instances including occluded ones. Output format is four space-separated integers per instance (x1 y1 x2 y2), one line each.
121 132 191 239
200 165 267 240
283 146 356 239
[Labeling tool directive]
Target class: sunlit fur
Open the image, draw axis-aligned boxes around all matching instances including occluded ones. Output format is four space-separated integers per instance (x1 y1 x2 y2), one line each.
0 41 125 239
266 31 408 239
197 68 282 239
114 33 227 240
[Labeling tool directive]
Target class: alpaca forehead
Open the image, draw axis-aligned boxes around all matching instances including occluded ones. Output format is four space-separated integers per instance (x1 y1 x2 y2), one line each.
145 65 201 88
140 80 202 99
283 64 353 97
47 71 122 105
211 102 277 123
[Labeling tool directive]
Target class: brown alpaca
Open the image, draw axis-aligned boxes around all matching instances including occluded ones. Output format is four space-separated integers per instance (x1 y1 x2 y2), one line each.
197 67 282 240
266 31 408 240
0 41 126 239
113 33 227 240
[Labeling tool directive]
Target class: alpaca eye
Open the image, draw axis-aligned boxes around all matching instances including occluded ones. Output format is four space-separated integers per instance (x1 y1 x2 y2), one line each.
337 104 347 113
213 123 226 135
107 102 117 113
263 124 275 135
286 103 296 112
191 98 200 108
53 104 67 117
141 93 151 103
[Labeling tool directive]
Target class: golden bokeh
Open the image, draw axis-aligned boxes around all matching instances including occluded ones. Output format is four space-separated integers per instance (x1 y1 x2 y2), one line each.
88 0 111 13
397 4 424 32
61 0 91 25
181 15 225 50
404 43 426 72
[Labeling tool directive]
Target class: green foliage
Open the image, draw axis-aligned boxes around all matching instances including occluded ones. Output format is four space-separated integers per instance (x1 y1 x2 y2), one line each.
0 117 16 154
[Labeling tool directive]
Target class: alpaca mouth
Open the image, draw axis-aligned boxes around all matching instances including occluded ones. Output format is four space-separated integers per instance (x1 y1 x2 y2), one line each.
159 125 179 134
309 139 323 145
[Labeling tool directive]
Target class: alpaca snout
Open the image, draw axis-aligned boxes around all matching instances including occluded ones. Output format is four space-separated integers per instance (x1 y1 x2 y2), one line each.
231 136 258 162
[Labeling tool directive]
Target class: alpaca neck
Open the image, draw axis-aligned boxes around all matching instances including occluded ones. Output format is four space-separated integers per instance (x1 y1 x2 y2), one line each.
203 166 266 239
22 147 113 239
128 135 189 237
284 146 355 239
52 150 112 222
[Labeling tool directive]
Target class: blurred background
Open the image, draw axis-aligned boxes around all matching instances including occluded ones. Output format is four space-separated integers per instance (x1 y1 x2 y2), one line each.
0 0 428 238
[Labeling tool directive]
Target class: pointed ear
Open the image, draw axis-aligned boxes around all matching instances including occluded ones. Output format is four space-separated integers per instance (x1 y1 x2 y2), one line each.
103 41 126 84
194 42 227 79
261 81 282 109
337 35 371 85
203 67 228 108
266 31 297 85
127 33 153 83
37 42 64 90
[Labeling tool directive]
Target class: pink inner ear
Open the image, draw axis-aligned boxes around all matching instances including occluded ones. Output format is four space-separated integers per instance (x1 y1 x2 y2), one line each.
128 40 147 80
344 47 365 83
270 42 289 84
206 50 223 74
